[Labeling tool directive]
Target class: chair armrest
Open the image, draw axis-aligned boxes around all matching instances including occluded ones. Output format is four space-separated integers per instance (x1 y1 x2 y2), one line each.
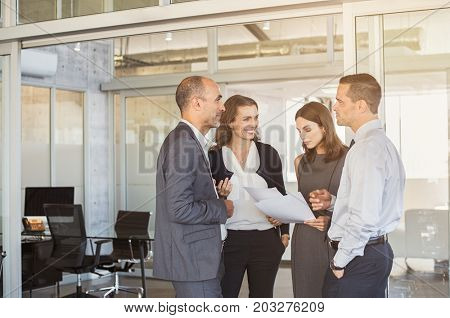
93 239 112 266
94 239 113 245
127 239 152 262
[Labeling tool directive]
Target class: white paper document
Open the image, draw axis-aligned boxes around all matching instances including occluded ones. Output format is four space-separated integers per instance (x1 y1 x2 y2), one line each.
244 187 316 223
243 187 282 201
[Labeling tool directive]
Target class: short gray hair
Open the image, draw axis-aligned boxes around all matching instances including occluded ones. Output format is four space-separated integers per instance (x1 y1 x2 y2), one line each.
175 76 206 111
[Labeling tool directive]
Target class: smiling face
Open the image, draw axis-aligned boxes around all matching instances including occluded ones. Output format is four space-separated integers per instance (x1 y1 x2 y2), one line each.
229 105 259 141
295 116 325 150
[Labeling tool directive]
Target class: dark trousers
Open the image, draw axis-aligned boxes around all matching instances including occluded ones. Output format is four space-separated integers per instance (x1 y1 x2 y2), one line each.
221 228 285 298
323 242 394 298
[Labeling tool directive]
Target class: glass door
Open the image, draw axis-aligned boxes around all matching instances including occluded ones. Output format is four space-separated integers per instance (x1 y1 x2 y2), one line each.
0 55 4 297
356 8 450 297
120 94 180 234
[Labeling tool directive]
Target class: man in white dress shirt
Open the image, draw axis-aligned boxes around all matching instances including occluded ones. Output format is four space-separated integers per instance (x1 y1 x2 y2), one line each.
309 73 405 297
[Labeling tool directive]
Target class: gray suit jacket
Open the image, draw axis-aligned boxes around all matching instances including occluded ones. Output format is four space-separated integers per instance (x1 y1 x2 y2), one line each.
153 122 227 282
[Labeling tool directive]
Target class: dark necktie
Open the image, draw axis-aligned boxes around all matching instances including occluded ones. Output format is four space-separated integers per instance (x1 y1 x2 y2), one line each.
349 139 355 149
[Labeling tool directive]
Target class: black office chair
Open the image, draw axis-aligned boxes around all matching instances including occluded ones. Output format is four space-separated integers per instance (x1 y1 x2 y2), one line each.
87 211 151 298
44 204 112 298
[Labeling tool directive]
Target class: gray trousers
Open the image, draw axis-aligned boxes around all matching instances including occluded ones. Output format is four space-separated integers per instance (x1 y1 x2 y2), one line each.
172 252 224 298
172 278 222 298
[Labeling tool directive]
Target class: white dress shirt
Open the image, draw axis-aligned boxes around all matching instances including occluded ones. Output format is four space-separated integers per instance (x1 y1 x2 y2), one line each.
222 142 273 231
180 119 227 240
328 119 406 268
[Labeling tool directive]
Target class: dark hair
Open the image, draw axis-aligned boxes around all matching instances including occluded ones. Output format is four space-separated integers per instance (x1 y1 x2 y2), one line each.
214 95 260 149
295 102 347 163
339 73 381 114
175 76 206 112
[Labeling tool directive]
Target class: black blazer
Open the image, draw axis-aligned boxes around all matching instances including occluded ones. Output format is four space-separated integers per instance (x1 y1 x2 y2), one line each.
208 141 289 235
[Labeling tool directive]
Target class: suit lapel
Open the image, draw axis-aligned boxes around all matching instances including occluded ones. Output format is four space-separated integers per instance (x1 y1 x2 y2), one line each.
177 122 212 174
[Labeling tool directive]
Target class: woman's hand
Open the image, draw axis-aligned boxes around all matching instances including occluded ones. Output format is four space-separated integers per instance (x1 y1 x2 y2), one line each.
267 216 283 227
214 178 232 198
281 234 290 248
309 189 332 211
304 216 330 232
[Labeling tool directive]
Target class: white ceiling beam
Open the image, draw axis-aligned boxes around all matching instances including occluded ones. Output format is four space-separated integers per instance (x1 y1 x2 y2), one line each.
0 0 343 48
101 61 344 91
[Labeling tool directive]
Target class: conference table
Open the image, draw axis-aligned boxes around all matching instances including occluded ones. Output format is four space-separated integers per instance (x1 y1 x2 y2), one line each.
1 231 153 298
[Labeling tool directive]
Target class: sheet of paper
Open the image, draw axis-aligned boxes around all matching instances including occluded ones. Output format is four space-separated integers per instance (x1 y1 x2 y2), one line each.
243 187 283 202
254 192 316 223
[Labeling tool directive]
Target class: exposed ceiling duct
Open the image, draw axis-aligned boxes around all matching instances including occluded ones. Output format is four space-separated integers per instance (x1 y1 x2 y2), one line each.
114 28 422 69
244 24 271 41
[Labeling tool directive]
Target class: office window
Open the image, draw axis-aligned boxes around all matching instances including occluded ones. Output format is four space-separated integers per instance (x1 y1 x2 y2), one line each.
17 0 161 23
55 89 84 204
217 15 343 70
356 8 450 297
114 29 208 77
21 86 51 188
0 57 3 244
18 0 57 23
123 95 179 233
113 0 158 11
21 86 85 212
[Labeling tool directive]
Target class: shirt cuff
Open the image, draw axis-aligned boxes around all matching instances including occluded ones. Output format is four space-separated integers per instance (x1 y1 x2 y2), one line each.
327 195 336 212
333 248 354 268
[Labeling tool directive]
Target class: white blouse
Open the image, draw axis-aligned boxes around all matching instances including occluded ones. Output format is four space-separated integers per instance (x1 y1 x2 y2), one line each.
222 141 273 231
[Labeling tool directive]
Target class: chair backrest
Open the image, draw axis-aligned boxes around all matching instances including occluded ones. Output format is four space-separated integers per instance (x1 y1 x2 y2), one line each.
25 187 74 216
44 204 87 268
113 211 151 260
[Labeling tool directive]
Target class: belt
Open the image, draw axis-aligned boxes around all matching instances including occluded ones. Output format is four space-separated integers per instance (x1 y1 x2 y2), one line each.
329 235 387 250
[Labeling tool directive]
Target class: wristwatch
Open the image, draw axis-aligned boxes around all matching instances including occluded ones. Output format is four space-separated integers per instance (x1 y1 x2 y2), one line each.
330 260 345 271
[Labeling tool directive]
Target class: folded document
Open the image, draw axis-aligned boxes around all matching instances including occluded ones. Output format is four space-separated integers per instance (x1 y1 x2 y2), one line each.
244 187 315 223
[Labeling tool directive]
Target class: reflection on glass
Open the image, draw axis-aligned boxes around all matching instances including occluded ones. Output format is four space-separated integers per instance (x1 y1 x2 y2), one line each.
17 0 160 23
0 57 3 260
21 86 51 189
355 16 370 73
356 8 450 297
18 0 57 24
125 95 180 232
55 90 84 204
114 94 122 211
217 15 342 69
114 0 158 11
114 29 208 77
61 0 103 19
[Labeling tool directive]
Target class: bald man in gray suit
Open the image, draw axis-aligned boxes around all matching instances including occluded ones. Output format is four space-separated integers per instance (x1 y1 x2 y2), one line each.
153 76 234 298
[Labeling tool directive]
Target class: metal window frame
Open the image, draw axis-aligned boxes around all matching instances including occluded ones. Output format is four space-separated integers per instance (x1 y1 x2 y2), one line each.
0 0 343 47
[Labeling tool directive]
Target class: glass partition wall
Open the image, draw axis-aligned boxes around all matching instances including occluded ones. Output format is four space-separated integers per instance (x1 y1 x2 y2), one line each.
16 0 202 24
21 86 85 212
0 56 4 297
356 7 450 297
113 13 344 240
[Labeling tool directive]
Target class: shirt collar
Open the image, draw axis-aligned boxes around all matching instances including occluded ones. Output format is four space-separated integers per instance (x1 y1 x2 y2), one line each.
180 119 213 150
354 119 383 143
223 141 259 172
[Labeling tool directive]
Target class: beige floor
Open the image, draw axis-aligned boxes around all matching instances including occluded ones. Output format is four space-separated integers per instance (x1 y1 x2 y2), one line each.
23 260 449 298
